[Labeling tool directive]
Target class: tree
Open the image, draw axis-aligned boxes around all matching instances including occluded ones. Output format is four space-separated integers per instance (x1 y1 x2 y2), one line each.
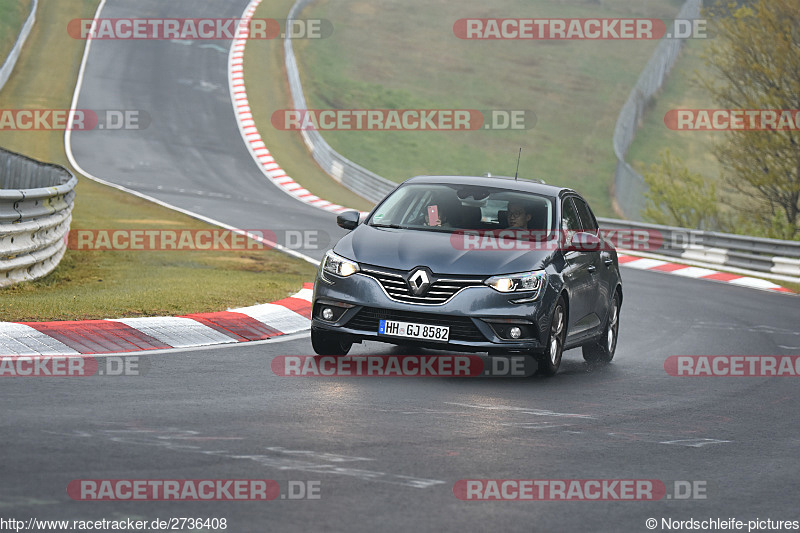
698 0 800 239
643 149 720 229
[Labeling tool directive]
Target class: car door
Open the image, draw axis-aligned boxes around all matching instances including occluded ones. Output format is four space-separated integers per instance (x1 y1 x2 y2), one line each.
572 196 608 335
560 196 596 339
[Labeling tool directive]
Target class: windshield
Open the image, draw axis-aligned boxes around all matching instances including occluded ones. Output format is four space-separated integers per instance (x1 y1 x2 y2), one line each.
368 183 555 236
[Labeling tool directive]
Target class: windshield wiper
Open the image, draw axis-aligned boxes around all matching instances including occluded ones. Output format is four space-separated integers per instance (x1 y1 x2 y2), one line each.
412 226 453 233
369 223 404 229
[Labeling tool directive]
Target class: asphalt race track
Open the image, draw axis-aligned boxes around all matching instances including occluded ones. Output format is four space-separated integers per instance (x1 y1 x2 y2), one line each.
4 268 800 532
67 0 346 262
4 0 800 532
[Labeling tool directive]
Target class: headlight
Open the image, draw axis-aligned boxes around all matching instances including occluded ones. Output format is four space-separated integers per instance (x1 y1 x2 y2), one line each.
485 270 546 297
321 250 360 278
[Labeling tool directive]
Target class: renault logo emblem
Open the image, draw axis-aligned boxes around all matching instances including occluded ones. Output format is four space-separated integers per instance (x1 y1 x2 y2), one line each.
407 269 431 296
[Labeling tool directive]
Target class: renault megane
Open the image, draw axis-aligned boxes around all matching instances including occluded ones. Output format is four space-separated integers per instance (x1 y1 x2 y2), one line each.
310 175 622 376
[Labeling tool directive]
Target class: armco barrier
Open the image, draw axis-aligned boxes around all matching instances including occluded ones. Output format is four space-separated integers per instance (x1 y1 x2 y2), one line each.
0 0 38 93
0 147 76 287
285 0 397 204
598 218 800 280
612 0 701 220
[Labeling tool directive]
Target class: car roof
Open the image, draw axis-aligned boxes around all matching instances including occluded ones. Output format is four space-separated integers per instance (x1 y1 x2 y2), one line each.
404 175 577 198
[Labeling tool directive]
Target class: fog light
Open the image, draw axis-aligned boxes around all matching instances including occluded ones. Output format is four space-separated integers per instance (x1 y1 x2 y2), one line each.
322 307 334 320
509 326 522 339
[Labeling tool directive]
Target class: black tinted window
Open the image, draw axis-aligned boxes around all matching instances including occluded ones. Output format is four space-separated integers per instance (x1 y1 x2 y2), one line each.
561 198 582 233
369 183 555 234
572 197 598 233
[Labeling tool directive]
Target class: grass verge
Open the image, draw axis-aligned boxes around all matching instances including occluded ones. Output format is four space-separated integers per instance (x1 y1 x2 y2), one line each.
2 176 318 321
288 0 685 217
626 37 722 198
244 0 373 213
0 0 318 322
0 0 32 69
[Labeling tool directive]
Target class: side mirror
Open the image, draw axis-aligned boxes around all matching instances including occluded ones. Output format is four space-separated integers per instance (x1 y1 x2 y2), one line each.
336 210 360 231
566 231 602 252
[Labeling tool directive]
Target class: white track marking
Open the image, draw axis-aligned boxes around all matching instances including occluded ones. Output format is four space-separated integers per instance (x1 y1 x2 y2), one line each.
64 0 319 267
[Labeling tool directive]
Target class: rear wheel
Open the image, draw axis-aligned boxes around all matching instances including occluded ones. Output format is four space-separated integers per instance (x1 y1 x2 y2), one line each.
311 328 352 356
582 292 619 363
536 296 566 377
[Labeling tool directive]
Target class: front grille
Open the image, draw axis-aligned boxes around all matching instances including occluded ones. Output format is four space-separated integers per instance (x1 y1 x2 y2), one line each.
347 307 486 342
360 266 485 305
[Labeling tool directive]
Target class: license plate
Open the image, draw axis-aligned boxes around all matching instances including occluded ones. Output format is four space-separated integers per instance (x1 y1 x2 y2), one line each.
378 320 449 342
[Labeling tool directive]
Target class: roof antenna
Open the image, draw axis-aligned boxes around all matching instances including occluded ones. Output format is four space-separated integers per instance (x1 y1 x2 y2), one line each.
514 147 522 181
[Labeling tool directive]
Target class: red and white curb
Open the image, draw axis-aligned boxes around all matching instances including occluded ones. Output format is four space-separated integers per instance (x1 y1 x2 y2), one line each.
618 254 793 293
0 284 314 356
2 256 792 356
229 0 355 216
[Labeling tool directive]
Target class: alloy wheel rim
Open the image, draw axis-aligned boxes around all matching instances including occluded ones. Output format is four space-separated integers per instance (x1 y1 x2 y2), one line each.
550 306 564 365
607 301 618 352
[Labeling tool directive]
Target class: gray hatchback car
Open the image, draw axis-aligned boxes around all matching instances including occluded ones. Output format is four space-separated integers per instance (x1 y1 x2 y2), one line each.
311 175 622 376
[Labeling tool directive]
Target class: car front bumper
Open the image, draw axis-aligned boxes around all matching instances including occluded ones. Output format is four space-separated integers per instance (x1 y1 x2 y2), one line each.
311 270 553 354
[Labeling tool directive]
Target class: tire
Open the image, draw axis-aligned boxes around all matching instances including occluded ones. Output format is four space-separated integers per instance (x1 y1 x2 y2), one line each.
536 296 566 377
311 328 352 356
582 292 620 363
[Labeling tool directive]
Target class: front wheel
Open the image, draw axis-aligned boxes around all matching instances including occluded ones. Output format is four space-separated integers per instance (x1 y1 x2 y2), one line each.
582 292 619 363
311 328 352 356
536 296 566 377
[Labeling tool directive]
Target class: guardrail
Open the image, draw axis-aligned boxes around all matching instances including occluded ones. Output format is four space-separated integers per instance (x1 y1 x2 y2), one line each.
0 147 76 287
611 0 701 220
285 0 397 204
282 0 799 282
598 217 800 280
0 0 38 93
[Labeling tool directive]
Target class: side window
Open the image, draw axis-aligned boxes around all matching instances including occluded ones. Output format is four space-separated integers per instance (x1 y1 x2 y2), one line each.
561 198 582 246
572 197 598 234
561 198 582 232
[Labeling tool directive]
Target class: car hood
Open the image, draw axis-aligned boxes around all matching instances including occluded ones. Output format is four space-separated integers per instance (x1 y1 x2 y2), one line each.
333 225 555 275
